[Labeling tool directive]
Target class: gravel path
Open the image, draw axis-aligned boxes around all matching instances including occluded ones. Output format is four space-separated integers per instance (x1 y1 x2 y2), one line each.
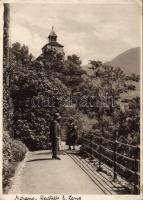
9 150 104 194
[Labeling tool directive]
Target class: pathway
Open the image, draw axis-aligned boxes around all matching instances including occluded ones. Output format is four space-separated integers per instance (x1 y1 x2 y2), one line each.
9 149 104 194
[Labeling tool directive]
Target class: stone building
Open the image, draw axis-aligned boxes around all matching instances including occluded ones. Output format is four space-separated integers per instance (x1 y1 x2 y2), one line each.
36 27 64 62
42 26 64 55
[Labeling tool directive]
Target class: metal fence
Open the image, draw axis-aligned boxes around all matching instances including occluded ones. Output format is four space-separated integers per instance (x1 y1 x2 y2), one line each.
81 132 140 194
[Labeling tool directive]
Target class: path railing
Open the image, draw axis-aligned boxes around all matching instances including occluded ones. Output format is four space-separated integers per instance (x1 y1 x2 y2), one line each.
80 132 140 194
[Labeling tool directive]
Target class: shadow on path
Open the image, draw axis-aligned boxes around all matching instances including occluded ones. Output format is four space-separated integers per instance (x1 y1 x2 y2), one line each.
32 151 68 156
32 152 51 156
27 158 53 162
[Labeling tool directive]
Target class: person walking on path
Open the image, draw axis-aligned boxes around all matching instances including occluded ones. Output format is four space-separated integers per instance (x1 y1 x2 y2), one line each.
66 120 77 150
50 113 62 160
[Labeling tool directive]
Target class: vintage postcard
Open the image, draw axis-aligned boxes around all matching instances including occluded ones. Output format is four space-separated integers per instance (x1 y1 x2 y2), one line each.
0 0 142 200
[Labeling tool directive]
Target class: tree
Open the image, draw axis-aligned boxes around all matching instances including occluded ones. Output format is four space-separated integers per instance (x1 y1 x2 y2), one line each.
78 61 140 145
11 42 34 67
3 3 12 132
10 43 69 150
67 54 82 65
88 60 102 77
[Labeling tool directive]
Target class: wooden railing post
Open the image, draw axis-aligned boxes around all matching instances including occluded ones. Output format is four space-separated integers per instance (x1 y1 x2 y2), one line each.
133 145 139 194
97 136 102 171
82 132 85 153
82 132 85 143
113 130 117 180
90 134 93 159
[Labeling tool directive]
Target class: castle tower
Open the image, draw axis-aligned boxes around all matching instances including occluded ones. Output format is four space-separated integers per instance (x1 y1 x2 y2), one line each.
42 26 64 55
48 26 57 42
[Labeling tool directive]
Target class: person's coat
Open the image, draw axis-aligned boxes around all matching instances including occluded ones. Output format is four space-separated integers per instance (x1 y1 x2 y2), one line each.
50 120 61 141
66 126 77 146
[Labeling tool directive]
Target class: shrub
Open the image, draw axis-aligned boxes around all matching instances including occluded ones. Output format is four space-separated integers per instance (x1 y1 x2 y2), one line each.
3 132 28 191
10 139 28 161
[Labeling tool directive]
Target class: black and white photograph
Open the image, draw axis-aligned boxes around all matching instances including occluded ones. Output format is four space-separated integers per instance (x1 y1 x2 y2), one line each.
1 0 142 199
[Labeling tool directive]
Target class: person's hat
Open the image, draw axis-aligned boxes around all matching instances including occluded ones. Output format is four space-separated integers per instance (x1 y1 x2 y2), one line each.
54 113 61 119
74 125 77 129
54 113 60 119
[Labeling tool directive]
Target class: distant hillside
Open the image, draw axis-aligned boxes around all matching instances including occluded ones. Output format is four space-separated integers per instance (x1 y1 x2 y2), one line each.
105 47 140 75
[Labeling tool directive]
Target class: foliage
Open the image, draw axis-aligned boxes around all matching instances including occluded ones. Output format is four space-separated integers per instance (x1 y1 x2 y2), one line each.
3 131 28 191
8 42 140 153
10 43 69 150
67 54 82 65
3 4 11 131
79 61 140 145
11 42 34 66
88 60 102 77
79 60 140 189
38 48 64 72
126 73 140 82
3 35 140 194
55 54 86 92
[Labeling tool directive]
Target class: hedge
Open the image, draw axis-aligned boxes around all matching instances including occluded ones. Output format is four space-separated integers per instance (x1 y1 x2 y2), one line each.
3 132 28 192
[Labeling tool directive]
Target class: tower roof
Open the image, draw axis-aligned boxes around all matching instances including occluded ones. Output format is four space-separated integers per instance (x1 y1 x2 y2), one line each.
41 26 64 51
42 42 64 50
48 26 57 38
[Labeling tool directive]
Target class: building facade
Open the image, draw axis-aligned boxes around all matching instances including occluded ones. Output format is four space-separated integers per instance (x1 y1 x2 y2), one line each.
42 27 64 55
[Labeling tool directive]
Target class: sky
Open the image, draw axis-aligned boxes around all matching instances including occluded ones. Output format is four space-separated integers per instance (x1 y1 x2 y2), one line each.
10 1 142 64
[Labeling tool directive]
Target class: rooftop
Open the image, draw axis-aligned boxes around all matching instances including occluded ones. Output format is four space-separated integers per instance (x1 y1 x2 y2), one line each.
42 41 64 50
48 26 57 38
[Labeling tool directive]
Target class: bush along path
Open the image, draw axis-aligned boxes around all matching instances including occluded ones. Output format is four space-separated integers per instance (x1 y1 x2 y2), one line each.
3 132 28 193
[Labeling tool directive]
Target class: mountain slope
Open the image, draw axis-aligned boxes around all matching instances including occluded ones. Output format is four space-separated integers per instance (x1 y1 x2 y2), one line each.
105 47 140 75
